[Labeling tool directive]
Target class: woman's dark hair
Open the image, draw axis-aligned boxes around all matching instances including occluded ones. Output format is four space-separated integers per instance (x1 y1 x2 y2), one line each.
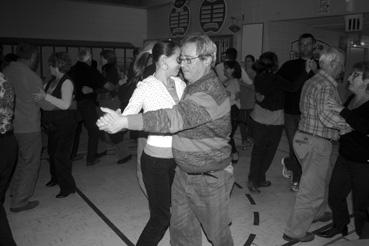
252 51 279 74
245 54 255 63
224 60 241 79
100 49 117 65
151 40 179 64
352 61 369 91
132 40 179 85
48 52 72 73
131 51 153 85
1 53 18 71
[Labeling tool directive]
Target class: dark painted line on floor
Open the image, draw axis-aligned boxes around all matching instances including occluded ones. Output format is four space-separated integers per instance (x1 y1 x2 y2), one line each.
76 188 135 246
234 182 243 189
244 233 256 246
280 240 299 246
253 212 259 225
245 194 256 205
322 230 355 246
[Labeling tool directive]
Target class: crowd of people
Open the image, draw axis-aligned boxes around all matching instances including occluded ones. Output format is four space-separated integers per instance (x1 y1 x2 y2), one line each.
1 31 369 245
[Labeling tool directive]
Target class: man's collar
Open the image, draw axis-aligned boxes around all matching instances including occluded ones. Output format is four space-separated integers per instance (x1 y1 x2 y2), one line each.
318 70 337 87
191 69 216 85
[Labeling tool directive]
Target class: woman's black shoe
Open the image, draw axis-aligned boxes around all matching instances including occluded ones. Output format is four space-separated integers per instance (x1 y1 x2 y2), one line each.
315 226 348 238
56 190 76 198
45 180 57 187
231 152 239 164
258 180 272 187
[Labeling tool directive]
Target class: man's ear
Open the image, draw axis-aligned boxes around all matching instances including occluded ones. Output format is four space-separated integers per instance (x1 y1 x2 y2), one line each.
203 56 212 67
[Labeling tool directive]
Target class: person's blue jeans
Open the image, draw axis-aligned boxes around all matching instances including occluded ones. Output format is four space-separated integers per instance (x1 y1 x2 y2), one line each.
170 167 234 246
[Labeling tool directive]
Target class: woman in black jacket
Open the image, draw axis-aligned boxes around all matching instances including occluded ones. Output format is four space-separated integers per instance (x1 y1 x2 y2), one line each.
247 52 310 193
316 61 369 239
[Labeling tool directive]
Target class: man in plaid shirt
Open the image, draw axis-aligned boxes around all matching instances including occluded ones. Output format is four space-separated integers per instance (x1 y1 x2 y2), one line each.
283 47 350 243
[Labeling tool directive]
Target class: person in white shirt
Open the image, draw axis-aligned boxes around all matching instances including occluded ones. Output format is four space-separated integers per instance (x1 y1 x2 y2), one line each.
223 60 241 163
121 40 186 246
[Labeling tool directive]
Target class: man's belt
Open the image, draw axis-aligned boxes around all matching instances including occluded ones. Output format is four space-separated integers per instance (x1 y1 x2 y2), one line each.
298 130 334 142
186 170 218 179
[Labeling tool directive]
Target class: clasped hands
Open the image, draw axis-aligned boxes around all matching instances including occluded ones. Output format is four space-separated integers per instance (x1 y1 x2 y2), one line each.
96 107 128 134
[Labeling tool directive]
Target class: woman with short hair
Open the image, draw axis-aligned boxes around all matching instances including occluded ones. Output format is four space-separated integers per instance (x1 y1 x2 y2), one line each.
33 52 78 198
316 61 369 239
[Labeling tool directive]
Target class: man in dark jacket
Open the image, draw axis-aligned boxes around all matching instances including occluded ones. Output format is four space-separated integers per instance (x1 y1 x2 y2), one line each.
277 33 318 191
68 49 106 166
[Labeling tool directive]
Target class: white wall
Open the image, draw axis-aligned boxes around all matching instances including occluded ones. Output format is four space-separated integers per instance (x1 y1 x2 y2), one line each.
0 0 147 46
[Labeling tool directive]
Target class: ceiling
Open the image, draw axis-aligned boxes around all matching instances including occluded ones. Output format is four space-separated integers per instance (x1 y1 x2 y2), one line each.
69 0 172 8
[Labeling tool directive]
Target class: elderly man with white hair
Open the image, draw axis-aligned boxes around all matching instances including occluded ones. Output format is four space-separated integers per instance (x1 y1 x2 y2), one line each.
283 47 350 243
97 34 234 246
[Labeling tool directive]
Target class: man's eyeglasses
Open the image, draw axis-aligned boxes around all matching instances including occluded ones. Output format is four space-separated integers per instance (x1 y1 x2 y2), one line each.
177 56 202 64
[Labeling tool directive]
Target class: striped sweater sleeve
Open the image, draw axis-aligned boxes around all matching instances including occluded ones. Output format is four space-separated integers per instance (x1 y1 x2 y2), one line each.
128 90 230 134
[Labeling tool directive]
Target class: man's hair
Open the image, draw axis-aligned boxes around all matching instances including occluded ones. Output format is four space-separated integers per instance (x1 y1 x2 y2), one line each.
319 47 344 70
253 51 279 74
224 60 241 79
298 33 316 44
16 43 38 60
182 34 217 66
100 50 117 65
225 47 237 61
78 49 91 62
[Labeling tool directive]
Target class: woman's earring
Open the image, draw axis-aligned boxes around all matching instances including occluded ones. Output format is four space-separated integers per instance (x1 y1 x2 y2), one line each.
163 63 168 70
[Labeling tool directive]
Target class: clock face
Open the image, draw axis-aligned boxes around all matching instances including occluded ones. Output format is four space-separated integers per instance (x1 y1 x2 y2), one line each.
169 5 190 37
200 0 226 33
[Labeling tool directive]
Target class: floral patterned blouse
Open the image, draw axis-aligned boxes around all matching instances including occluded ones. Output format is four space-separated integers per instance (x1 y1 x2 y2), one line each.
0 72 14 134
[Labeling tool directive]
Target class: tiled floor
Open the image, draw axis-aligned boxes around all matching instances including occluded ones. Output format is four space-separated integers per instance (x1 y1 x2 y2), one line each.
6 130 361 246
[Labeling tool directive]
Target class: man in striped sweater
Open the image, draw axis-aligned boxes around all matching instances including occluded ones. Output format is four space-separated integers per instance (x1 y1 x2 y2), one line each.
98 34 234 246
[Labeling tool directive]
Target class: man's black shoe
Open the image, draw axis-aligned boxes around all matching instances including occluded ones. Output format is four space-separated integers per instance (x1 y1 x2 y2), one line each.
315 226 348 238
96 150 108 159
282 232 314 242
117 154 132 165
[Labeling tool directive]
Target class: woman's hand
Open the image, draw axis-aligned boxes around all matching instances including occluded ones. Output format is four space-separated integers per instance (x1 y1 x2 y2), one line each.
96 107 126 134
33 89 46 102
82 86 94 94
326 98 344 113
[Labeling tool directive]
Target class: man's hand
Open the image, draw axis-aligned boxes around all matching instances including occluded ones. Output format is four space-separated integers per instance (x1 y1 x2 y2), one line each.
82 86 94 94
96 107 127 134
255 92 265 103
32 89 46 102
340 125 353 135
306 59 318 74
